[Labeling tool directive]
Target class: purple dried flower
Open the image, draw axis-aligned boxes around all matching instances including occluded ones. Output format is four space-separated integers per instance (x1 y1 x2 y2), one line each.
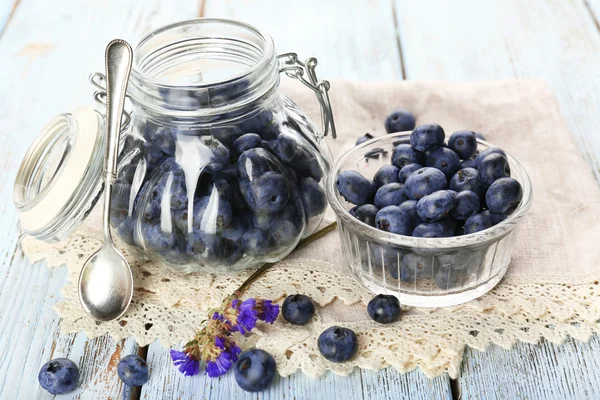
256 299 280 324
228 298 258 334
170 349 200 376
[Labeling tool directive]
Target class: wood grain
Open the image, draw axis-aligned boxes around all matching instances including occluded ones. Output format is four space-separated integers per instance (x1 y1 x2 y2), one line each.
0 0 19 38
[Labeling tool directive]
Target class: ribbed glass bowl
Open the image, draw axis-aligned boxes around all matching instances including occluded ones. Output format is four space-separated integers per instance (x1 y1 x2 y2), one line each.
325 132 532 307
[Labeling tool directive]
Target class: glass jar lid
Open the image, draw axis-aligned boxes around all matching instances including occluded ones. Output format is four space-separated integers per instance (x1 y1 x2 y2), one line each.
14 107 106 242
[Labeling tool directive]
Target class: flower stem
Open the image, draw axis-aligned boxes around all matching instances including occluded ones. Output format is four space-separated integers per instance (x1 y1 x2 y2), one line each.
235 221 338 295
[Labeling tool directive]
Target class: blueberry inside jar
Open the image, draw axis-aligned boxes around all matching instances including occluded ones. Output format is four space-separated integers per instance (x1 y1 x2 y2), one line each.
112 19 333 273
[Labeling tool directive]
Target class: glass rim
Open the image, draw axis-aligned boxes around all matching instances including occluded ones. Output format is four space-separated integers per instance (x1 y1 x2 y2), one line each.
325 131 533 250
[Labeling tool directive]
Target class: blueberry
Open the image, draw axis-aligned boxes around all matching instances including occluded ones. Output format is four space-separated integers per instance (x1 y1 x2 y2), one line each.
348 206 359 217
264 134 297 163
367 294 401 324
375 206 412 235
38 358 79 395
243 172 292 213
417 190 456 222
336 170 377 206
282 294 315 325
210 125 245 148
410 123 445 152
464 212 493 234
384 109 416 133
433 265 468 290
398 199 420 224
398 163 423 183
253 200 303 231
485 177 523 214
481 209 508 224
475 147 506 167
222 220 246 242
374 183 405 209
373 165 401 187
118 355 149 387
139 223 189 264
401 253 435 278
269 220 301 248
317 326 358 362
198 136 230 166
114 215 135 245
448 130 477 159
412 222 453 237
478 153 511 186
239 109 280 140
353 204 379 226
460 158 478 169
242 229 273 255
232 133 262 158
449 168 485 198
368 244 401 270
291 146 324 181
186 231 227 264
237 148 274 180
425 147 461 179
356 133 375 145
404 167 448 200
299 177 327 218
452 190 481 220
174 196 233 234
234 349 277 392
391 144 425 168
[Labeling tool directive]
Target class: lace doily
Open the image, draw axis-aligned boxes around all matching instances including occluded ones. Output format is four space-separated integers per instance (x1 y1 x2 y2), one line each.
21 224 600 379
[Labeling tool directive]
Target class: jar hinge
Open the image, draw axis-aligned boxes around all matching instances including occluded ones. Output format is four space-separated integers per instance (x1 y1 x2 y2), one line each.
278 53 337 139
89 72 132 133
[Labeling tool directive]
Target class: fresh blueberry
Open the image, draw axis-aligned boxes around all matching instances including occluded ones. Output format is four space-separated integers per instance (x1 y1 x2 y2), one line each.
38 358 79 395
269 220 301 248
485 177 523 214
243 172 291 213
375 206 413 235
209 125 245 148
139 223 189 264
237 148 274 180
264 134 297 163
410 123 445 152
356 133 375 145
253 200 304 231
299 177 327 218
186 231 228 264
448 130 478 159
401 253 435 278
242 228 273 255
433 265 468 290
391 144 425 169
368 244 401 270
478 153 511 186
481 209 508 224
174 196 233 234
348 205 359 218
398 163 423 183
234 349 277 392
452 190 481 220
460 157 478 169
417 190 456 222
392 137 412 146
232 133 262 158
198 136 230 166
239 109 280 140
412 222 453 237
449 168 485 198
282 294 315 325
404 167 448 200
353 204 379 226
475 147 506 167
384 109 416 133
425 147 461 179
367 294 401 324
291 146 324 181
374 183 405 209
463 212 493 234
318 326 358 362
118 355 149 387
398 199 421 225
374 165 401 187
221 220 246 242
336 170 377 206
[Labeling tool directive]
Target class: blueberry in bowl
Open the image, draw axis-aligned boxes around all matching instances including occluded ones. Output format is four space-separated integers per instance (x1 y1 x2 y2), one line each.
326 128 532 307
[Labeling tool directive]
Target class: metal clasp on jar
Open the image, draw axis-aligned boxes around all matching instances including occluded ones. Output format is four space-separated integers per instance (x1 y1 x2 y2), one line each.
89 72 132 133
277 53 337 139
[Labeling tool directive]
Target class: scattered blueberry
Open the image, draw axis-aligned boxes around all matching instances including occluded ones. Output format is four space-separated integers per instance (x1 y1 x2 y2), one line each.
118 355 149 387
425 147 461 179
410 123 445 152
448 130 478 159
485 177 523 214
384 109 416 133
282 294 315 325
336 170 377 206
318 326 359 362
452 190 481 220
391 144 425 168
398 163 423 183
353 204 379 226
374 165 401 187
478 153 511 186
38 358 79 395
404 167 448 200
417 190 456 222
374 183 405 209
375 206 413 235
356 133 375 145
234 349 277 392
367 294 401 324
464 213 493 234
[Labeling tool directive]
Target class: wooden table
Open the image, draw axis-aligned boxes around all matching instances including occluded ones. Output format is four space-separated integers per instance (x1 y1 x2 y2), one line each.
2 0 600 398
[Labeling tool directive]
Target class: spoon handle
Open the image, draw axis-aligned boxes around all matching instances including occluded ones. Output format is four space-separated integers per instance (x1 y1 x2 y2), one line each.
103 39 133 241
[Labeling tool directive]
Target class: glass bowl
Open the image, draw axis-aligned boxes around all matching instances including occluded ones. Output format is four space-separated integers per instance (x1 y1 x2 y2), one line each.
325 132 532 307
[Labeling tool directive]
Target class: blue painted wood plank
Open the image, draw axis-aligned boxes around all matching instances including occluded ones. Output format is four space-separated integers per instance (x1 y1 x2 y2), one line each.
0 0 17 37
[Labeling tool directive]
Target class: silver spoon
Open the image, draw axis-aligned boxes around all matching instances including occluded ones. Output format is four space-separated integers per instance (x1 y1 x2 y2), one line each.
78 39 133 322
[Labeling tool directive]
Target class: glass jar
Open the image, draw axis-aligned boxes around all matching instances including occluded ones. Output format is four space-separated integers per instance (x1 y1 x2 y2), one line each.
14 18 337 275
